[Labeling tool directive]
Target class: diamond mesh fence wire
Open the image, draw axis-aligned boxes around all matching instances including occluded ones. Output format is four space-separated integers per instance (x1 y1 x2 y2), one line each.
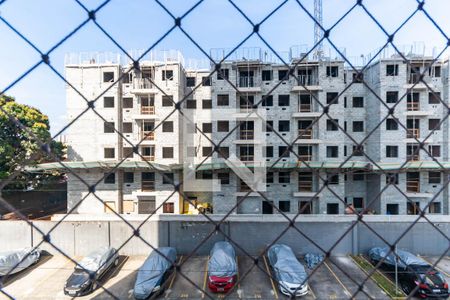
0 0 450 299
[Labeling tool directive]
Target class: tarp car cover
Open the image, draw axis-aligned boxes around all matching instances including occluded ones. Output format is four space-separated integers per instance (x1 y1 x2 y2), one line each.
268 244 308 284
78 246 116 273
0 248 40 276
368 247 429 269
304 253 324 269
133 247 177 300
208 241 237 277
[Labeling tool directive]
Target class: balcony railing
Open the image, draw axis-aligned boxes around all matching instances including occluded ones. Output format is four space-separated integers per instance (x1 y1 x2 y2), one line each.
406 180 420 192
407 154 420 161
239 155 254 162
142 131 155 140
406 128 420 139
298 181 313 192
239 130 254 140
238 76 255 88
408 73 421 84
141 180 155 191
407 101 419 111
239 104 254 113
298 154 312 161
141 106 155 115
299 103 312 112
296 74 319 86
142 155 155 162
298 128 313 139
133 78 153 89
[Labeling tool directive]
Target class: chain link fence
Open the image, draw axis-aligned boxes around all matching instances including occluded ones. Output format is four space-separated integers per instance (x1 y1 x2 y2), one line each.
1 0 450 299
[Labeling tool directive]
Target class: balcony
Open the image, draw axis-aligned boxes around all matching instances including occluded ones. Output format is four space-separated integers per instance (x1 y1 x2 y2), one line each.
298 181 313 192
299 103 312 112
406 154 420 161
298 154 312 162
238 76 255 87
239 155 254 162
142 154 155 161
406 128 419 139
237 76 261 92
406 180 420 193
407 102 419 111
141 131 155 141
133 78 153 90
408 73 421 84
296 75 319 86
239 130 254 140
141 180 155 192
141 106 155 115
298 128 313 139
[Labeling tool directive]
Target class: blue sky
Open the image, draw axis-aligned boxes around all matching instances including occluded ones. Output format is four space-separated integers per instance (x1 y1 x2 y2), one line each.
0 0 449 136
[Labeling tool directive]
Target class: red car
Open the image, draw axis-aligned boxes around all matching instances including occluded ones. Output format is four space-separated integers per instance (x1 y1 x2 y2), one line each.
207 241 238 293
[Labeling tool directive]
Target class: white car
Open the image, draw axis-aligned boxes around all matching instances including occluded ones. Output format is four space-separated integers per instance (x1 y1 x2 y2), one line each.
267 244 308 297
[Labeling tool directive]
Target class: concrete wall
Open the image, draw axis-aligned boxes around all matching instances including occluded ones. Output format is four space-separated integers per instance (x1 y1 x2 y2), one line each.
1 215 449 257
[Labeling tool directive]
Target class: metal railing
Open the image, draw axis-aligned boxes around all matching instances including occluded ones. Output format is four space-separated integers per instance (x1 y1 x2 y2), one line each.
142 131 155 141
141 180 155 192
238 76 256 87
133 78 153 89
239 129 254 140
298 128 313 139
141 106 155 115
406 128 420 138
406 180 420 193
299 103 312 112
407 101 420 111
296 74 319 86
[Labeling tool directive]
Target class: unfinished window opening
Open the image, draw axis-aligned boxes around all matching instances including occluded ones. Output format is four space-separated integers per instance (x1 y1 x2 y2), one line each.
326 66 339 77
103 71 114 82
217 94 229 106
103 96 114 108
123 97 133 109
104 173 115 184
298 172 313 192
162 70 174 81
262 95 273 106
217 120 229 132
104 148 115 159
386 91 398 103
386 64 398 76
186 76 196 87
262 70 272 81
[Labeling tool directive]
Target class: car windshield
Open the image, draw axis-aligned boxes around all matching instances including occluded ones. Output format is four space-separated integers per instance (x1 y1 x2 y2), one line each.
67 270 90 287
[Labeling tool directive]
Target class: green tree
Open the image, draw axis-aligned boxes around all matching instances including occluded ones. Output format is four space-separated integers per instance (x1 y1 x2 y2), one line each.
0 95 65 190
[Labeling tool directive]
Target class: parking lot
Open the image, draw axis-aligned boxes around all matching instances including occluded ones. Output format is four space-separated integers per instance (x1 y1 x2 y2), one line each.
0 253 402 300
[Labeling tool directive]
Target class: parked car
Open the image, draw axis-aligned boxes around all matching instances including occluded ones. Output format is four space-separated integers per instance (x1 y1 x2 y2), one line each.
207 241 237 293
133 247 177 299
369 247 449 298
0 248 41 276
267 244 308 297
64 246 119 297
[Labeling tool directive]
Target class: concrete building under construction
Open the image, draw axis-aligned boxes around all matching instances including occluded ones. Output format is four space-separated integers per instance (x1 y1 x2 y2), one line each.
35 46 450 216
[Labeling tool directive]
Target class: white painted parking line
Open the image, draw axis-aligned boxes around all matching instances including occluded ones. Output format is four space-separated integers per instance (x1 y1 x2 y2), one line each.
323 261 352 298
262 255 278 300
201 256 209 299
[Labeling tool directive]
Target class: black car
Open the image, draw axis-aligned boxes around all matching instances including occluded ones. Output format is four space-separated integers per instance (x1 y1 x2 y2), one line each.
369 247 449 298
64 247 119 297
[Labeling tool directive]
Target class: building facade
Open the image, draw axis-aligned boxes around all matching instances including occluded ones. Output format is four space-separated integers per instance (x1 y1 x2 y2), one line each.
61 49 450 216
